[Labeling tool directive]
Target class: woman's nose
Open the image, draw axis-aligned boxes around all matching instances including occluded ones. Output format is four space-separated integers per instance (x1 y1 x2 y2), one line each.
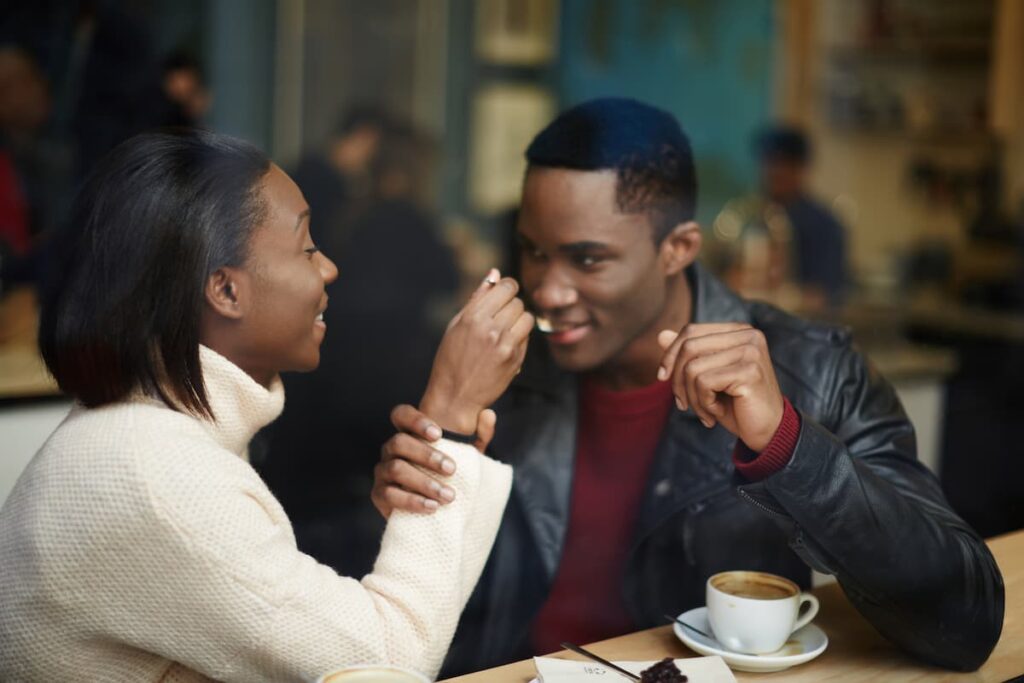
319 252 339 285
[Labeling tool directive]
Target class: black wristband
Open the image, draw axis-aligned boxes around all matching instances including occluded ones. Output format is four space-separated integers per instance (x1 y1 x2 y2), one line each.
441 428 477 445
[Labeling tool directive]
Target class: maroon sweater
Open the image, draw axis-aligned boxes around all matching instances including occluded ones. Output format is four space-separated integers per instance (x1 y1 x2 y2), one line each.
531 377 801 653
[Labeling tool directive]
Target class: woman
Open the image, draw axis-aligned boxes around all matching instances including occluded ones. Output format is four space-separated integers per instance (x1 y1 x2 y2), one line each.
0 130 532 682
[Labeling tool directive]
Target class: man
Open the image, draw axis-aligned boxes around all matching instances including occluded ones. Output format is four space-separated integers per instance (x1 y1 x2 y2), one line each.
373 98 1003 676
289 107 388 249
160 51 211 127
755 125 848 309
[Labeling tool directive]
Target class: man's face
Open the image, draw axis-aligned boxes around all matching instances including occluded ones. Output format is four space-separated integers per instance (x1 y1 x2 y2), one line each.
761 157 805 202
517 167 672 373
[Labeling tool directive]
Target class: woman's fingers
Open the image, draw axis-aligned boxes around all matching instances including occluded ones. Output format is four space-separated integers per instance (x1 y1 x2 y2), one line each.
465 276 520 319
490 296 525 332
447 268 501 329
507 309 536 345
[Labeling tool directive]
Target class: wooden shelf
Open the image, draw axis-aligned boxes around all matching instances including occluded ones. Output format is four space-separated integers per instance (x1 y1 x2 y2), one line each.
828 44 991 68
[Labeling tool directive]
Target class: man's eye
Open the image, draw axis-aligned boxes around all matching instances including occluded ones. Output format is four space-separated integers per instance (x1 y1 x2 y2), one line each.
522 246 546 260
304 245 320 258
573 254 602 268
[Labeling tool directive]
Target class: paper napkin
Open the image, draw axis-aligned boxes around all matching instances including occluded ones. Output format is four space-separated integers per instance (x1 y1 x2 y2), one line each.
533 655 736 682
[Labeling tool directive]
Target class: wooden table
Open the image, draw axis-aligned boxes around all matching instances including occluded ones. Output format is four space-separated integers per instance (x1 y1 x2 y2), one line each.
442 531 1023 682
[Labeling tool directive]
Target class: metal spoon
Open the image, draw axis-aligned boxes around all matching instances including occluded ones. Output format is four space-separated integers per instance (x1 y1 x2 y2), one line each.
559 641 640 682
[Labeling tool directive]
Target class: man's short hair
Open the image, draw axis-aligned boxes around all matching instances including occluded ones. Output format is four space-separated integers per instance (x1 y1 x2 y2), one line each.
525 97 697 241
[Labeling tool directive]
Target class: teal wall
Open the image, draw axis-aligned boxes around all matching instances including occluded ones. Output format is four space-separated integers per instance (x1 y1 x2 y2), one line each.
205 0 276 152
558 0 775 225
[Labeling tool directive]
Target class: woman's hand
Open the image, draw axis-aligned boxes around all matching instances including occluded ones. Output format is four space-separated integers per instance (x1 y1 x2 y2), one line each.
419 269 533 434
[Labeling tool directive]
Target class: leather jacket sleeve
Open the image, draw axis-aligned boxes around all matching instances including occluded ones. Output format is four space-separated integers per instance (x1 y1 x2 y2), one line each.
737 344 1004 671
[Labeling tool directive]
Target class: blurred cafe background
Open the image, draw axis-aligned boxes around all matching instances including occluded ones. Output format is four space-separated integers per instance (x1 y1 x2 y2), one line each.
2 0 1023 575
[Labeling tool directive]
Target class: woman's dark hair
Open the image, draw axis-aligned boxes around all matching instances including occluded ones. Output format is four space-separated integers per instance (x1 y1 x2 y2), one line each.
39 129 271 417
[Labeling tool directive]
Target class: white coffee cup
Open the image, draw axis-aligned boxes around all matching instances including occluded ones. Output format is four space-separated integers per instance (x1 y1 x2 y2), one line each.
706 570 819 655
315 664 431 683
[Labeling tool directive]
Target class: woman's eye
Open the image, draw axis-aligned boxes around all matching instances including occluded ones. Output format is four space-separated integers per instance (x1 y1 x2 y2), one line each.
304 245 320 258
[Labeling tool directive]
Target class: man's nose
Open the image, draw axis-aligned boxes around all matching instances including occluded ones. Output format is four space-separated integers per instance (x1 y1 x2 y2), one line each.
531 268 578 311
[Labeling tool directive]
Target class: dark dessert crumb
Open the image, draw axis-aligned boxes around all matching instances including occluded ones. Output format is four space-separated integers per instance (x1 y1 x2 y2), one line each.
639 657 687 682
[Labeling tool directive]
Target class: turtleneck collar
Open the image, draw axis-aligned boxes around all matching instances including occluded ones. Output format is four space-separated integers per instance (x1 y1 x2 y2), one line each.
196 345 285 458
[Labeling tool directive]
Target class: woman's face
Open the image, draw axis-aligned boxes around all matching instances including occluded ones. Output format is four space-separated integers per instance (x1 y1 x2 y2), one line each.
237 165 338 382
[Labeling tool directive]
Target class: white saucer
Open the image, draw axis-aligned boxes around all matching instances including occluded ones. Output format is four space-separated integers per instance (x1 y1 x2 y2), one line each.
672 606 828 673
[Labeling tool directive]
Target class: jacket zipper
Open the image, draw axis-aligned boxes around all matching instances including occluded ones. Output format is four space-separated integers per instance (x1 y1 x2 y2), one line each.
738 488 790 519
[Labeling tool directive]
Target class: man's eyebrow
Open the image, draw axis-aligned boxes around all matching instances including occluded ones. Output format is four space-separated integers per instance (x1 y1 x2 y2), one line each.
516 232 535 247
293 208 310 232
559 241 609 255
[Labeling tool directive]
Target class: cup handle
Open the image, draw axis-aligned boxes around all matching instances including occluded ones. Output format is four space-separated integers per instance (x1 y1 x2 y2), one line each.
792 593 819 633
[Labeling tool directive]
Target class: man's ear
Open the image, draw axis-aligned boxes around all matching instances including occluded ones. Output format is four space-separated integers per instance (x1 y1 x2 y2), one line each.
660 220 702 275
204 268 247 320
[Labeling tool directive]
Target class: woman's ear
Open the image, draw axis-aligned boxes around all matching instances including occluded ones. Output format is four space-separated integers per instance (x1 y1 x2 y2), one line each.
660 220 702 275
204 268 246 320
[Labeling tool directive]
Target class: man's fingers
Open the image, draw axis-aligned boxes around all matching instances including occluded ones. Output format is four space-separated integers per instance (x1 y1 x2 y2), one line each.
692 363 761 427
374 484 441 517
376 458 456 506
475 408 497 452
381 433 455 476
390 404 442 442
678 322 755 340
658 330 686 382
666 326 766 390
678 345 750 423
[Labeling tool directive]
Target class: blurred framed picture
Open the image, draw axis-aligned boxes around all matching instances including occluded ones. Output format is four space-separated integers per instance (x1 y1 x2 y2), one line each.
469 84 556 213
475 0 559 66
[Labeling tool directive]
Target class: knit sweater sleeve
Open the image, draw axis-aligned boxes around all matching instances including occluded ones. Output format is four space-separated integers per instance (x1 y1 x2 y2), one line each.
136 433 511 682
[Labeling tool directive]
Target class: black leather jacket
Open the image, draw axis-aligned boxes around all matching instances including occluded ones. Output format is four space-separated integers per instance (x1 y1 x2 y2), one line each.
440 264 1003 677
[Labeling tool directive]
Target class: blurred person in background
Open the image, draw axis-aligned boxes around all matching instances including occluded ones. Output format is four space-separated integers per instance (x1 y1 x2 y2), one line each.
257 117 460 578
0 46 42 265
755 125 848 310
161 50 211 128
0 44 67 290
289 106 388 249
711 125 849 313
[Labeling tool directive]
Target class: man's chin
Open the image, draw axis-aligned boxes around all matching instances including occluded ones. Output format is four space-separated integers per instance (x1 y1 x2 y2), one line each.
546 340 603 373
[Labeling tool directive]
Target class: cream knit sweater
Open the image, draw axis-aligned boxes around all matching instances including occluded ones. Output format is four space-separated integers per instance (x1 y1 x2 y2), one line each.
0 346 512 682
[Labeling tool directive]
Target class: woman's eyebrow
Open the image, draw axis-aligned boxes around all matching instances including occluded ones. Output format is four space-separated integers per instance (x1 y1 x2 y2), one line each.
293 208 310 232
